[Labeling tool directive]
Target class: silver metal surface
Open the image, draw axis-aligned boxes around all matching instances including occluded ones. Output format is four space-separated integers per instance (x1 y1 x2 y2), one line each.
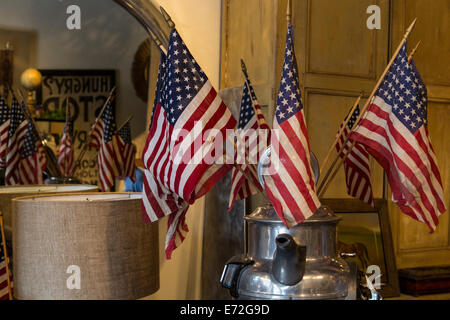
224 204 357 300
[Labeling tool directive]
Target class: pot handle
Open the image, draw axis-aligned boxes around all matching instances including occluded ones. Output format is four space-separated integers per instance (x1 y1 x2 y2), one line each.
220 255 254 298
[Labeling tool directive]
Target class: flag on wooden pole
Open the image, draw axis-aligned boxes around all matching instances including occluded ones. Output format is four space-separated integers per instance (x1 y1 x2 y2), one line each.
349 42 446 231
117 120 136 182
263 25 320 227
336 105 374 206
5 99 28 185
97 101 123 191
0 97 10 169
141 28 237 258
57 103 74 176
18 121 48 185
228 82 264 210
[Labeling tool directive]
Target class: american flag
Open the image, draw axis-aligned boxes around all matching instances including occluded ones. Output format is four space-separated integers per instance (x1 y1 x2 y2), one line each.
57 104 74 176
5 99 28 185
18 121 48 185
263 25 321 227
336 105 374 206
142 29 236 259
0 97 10 168
349 42 446 231
142 51 190 259
228 82 265 210
0 219 12 300
117 120 136 182
241 66 271 132
97 101 122 191
88 105 106 149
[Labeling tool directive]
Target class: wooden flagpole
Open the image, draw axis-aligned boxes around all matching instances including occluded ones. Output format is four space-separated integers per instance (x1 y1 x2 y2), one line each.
0 212 13 300
70 87 116 176
316 18 418 196
9 86 60 177
318 93 363 176
286 0 292 25
408 41 421 64
116 115 133 133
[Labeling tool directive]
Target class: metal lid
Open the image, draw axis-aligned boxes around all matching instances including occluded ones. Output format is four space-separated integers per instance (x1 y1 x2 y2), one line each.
245 204 340 224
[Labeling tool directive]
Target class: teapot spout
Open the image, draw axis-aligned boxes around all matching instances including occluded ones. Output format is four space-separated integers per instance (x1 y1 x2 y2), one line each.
271 234 306 286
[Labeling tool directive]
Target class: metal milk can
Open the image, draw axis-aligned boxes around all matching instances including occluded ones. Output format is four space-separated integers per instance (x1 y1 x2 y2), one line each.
220 149 358 299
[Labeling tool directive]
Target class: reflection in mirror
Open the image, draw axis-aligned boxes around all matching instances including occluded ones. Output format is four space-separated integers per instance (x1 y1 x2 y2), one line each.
0 0 166 187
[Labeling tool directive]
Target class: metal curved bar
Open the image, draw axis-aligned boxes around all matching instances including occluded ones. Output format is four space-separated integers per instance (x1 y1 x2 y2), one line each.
113 0 170 50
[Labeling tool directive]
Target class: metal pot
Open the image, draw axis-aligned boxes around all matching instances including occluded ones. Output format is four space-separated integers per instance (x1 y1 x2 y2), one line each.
221 204 358 299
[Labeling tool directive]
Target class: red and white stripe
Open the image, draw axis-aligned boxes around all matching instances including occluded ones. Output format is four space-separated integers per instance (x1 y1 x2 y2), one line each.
18 143 47 185
0 119 10 169
57 133 74 176
118 136 136 182
350 96 446 231
98 134 123 191
264 109 321 227
0 260 11 300
5 120 28 185
336 125 374 206
89 119 104 149
228 112 262 210
142 82 236 259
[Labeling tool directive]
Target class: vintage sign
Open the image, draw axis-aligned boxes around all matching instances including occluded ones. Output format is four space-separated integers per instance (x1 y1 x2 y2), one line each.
38 69 116 186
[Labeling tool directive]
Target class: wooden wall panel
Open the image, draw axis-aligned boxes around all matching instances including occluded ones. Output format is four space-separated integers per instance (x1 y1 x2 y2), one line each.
220 0 277 121
307 0 379 79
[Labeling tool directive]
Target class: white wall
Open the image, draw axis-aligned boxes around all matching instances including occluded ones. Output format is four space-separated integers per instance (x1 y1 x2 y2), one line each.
145 0 222 300
0 0 149 136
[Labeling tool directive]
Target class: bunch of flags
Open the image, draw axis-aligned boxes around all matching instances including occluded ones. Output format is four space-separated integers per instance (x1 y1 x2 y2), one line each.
139 17 446 259
0 97 48 186
87 101 136 191
349 43 446 231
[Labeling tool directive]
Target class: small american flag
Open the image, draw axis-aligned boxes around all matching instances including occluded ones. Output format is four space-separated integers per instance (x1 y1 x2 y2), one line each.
57 104 74 176
142 52 190 259
117 120 136 182
0 217 12 300
5 99 28 185
336 105 374 206
263 25 321 227
18 121 48 185
142 29 237 259
97 101 122 191
228 82 264 210
349 42 446 231
0 97 10 168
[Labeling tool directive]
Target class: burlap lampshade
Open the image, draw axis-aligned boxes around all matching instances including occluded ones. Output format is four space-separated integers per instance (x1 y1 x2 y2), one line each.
12 193 159 300
0 185 98 240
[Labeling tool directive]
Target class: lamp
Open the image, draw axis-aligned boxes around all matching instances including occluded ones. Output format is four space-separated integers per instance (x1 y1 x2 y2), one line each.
12 193 159 300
